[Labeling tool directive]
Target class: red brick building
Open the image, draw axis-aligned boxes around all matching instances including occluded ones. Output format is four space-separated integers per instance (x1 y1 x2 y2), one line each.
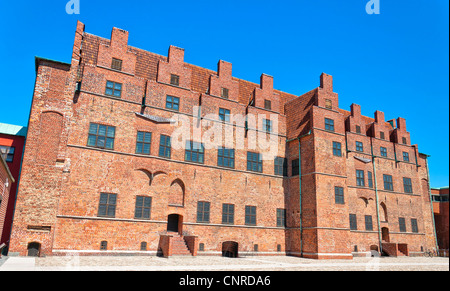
0 154 15 256
431 187 449 250
8 21 437 259
0 123 26 253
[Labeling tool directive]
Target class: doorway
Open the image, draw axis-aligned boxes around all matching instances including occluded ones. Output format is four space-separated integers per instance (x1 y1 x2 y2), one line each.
167 214 182 233
27 242 41 257
222 241 239 258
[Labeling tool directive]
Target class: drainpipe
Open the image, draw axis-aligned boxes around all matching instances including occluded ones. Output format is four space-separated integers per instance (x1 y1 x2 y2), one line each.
370 138 383 255
286 130 312 257
424 155 439 252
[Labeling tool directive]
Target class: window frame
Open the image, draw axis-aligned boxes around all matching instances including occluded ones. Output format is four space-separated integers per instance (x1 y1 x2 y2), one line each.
349 214 357 230
383 174 394 191
335 186 345 204
197 201 211 223
403 177 413 193
219 108 231 122
276 208 286 227
333 141 342 157
380 146 388 157
218 147 235 169
134 196 152 220
247 152 263 173
111 58 123 71
170 74 180 86
0 146 15 163
245 205 257 226
222 203 235 225
274 157 288 176
365 215 373 231
356 170 365 187
87 123 116 150
399 217 407 232
165 95 180 111
402 151 410 162
185 141 205 164
325 118 335 132
159 135 171 158
292 159 300 176
136 131 152 155
105 80 122 98
98 193 117 218
356 141 364 152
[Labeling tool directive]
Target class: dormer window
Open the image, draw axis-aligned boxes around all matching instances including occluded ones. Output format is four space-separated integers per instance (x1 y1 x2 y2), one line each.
170 74 180 86
221 87 229 99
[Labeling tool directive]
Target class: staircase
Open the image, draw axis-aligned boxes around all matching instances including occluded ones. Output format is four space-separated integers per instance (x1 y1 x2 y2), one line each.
169 232 192 256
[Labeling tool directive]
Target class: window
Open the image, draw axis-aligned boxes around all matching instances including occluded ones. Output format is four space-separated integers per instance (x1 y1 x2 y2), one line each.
170 74 180 86
245 206 257 226
135 196 152 219
403 177 413 193
356 170 365 187
197 201 210 223
140 242 147 251
365 215 373 231
219 108 230 122
218 147 235 169
380 131 385 140
264 99 272 110
383 174 393 191
356 141 364 152
111 58 122 71
185 141 205 164
247 152 263 173
325 99 332 109
222 204 235 224
368 171 373 188
87 123 115 150
403 152 410 162
277 209 286 227
356 125 361 134
274 157 288 176
221 87 229 99
0 146 15 163
411 218 418 233
98 193 117 218
335 186 345 204
349 214 357 230
263 119 272 133
159 135 171 158
380 147 387 157
333 142 342 157
100 241 108 251
399 217 406 232
165 95 180 111
402 137 407 144
136 131 152 155
325 118 334 132
105 81 122 97
292 159 300 176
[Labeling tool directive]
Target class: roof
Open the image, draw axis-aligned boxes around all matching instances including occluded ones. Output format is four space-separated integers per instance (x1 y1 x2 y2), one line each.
0 122 27 137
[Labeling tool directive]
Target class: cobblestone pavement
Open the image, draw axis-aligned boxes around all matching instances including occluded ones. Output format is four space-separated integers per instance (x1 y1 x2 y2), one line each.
0 255 448 271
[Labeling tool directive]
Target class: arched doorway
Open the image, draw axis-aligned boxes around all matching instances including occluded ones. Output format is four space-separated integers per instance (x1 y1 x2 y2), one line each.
167 214 182 233
222 241 239 258
27 242 41 257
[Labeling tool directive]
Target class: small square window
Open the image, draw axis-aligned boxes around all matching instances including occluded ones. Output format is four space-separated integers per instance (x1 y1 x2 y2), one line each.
105 81 122 98
166 95 180 111
185 141 205 164
325 99 332 109
264 99 272 110
356 141 364 152
219 108 230 122
111 58 122 71
335 186 345 204
170 74 180 86
221 88 229 99
325 118 334 132
333 142 342 157
403 152 410 162
87 123 116 150
380 147 388 157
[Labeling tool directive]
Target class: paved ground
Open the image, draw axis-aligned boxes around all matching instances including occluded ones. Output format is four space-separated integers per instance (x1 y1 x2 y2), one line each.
0 255 448 271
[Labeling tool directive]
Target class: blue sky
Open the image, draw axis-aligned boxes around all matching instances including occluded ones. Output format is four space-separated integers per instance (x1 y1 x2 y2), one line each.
0 0 448 187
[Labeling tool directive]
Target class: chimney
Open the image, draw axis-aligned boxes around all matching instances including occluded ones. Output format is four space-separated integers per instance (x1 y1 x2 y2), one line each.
320 73 333 92
375 110 385 123
397 117 407 131
218 60 232 78
168 45 185 64
260 74 273 91
110 27 129 49
351 104 361 117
